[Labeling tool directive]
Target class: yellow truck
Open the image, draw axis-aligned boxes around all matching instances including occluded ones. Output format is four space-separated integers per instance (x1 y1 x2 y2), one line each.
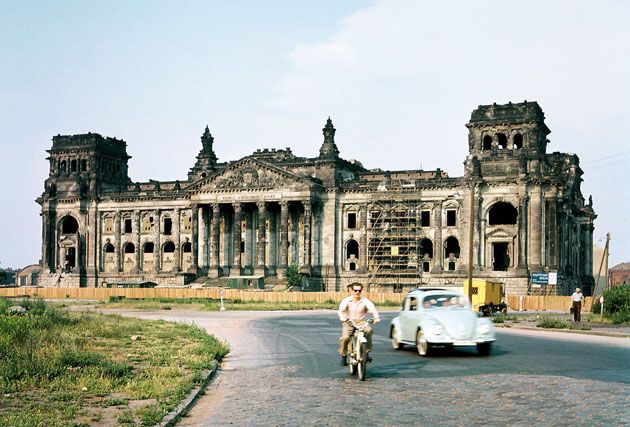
464 278 508 316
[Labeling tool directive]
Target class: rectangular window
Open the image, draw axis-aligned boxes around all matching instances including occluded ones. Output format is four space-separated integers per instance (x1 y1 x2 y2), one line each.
124 218 132 234
164 218 172 235
446 210 457 226
421 211 430 227
347 212 357 229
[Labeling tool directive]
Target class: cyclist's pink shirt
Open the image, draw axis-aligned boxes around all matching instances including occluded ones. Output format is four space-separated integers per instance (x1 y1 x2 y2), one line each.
338 296 380 321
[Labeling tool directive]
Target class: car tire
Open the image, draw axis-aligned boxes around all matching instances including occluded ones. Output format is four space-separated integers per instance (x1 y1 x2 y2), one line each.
390 325 402 350
416 329 430 356
477 342 492 356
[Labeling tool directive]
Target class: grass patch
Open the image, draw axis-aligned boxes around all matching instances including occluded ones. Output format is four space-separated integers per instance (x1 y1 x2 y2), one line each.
537 317 591 330
0 297 229 426
491 313 519 324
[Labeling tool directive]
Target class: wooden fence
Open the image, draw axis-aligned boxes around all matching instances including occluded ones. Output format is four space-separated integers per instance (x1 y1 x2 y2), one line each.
0 287 592 311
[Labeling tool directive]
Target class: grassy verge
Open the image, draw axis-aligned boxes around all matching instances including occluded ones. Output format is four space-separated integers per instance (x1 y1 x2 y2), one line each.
0 297 229 426
536 317 592 330
100 296 402 311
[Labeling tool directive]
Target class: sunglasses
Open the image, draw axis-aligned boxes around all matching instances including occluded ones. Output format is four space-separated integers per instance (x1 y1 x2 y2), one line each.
352 289 362 292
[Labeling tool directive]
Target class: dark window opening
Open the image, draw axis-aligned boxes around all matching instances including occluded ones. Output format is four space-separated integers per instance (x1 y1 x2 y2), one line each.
513 133 523 149
240 241 245 253
143 242 154 253
489 202 518 225
182 242 192 253
483 135 492 150
66 247 76 269
81 159 87 171
124 218 132 234
493 242 510 271
446 210 456 226
347 212 357 229
164 218 172 235
420 239 433 259
497 133 508 149
124 243 135 253
347 239 359 259
421 210 430 227
349 262 356 271
60 160 67 173
163 242 175 253
423 262 430 272
104 243 115 253
70 159 77 172
61 216 79 234
448 261 456 271
444 236 460 260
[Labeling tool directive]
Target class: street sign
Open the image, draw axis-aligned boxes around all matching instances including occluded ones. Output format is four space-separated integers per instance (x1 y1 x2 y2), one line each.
600 296 604 304
531 272 549 285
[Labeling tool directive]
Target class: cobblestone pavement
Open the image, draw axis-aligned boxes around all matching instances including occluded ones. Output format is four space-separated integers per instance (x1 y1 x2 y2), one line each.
105 309 630 426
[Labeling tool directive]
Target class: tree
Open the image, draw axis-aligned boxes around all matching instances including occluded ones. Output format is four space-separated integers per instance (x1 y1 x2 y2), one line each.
285 264 303 289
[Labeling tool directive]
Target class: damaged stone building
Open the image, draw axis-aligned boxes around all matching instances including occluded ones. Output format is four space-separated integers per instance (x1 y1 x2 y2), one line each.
37 101 596 295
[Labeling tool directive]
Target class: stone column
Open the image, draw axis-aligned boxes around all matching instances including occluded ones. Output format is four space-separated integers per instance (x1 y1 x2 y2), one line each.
41 212 50 270
173 209 181 272
301 201 312 273
256 201 266 275
359 204 367 273
278 201 289 276
198 205 207 271
529 188 543 269
114 211 122 272
517 196 528 268
154 209 161 272
133 210 141 273
209 204 220 278
432 201 443 273
191 206 199 273
232 203 242 274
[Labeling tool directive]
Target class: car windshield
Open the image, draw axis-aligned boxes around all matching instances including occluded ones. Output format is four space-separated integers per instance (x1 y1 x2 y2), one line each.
422 294 467 309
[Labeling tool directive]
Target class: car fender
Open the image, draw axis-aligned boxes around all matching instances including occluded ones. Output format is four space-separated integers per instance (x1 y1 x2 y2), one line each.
389 317 402 339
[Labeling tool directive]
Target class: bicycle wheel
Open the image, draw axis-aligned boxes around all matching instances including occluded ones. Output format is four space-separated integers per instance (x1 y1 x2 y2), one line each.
357 342 366 381
348 338 357 375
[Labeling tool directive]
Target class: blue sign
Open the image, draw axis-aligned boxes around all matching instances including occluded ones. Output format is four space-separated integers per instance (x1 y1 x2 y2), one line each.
531 272 549 285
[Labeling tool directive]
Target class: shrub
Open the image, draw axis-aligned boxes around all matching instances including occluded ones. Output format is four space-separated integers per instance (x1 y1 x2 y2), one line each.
285 264 303 289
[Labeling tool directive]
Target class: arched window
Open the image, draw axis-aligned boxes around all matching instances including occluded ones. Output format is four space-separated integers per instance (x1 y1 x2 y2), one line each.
124 242 135 254
420 239 433 259
346 239 359 259
444 237 460 260
104 243 115 253
488 202 518 225
163 241 175 253
483 135 492 150
143 242 154 253
497 133 508 149
182 242 192 253
513 133 523 149
61 216 79 234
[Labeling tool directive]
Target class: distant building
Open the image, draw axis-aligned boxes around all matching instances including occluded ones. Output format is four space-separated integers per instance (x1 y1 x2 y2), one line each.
610 262 630 287
36 101 596 295
15 265 41 287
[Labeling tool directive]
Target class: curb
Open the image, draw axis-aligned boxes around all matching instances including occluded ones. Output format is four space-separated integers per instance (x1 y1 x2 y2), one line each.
496 324 630 339
159 360 220 427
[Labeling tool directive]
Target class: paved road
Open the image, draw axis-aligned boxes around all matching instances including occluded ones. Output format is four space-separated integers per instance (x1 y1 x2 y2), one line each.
109 309 630 426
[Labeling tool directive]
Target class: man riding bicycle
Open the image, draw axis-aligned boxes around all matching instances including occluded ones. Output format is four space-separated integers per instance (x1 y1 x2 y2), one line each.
338 283 380 366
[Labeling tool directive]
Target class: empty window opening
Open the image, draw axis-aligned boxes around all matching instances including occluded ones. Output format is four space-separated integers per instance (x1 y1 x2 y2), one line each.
163 218 172 235
488 202 518 225
182 242 192 253
240 241 245 253
347 212 357 229
513 133 523 149
61 216 79 234
71 159 77 172
163 242 175 253
493 242 510 271
104 243 115 253
483 135 493 150
81 159 87 171
346 239 359 259
349 262 356 271
421 210 430 227
423 262 430 272
497 133 508 149
124 218 132 234
448 261 456 271
420 239 433 259
60 160 67 173
446 210 457 226
66 247 76 269
444 236 460 260
143 242 154 253
124 242 135 254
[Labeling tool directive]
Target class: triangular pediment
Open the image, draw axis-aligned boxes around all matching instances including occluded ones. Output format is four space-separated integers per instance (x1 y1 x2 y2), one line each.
190 158 316 192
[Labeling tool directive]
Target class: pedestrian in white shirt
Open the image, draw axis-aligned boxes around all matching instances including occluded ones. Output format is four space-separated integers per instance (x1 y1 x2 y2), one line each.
571 287 584 322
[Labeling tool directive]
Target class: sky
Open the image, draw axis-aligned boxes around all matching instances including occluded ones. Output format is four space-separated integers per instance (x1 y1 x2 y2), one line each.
1 0 628 270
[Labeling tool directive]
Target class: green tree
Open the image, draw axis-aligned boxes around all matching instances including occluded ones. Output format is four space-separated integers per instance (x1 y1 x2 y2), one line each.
285 264 303 289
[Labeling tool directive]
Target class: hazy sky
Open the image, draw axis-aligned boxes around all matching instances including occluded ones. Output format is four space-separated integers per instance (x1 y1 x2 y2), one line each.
1 0 628 269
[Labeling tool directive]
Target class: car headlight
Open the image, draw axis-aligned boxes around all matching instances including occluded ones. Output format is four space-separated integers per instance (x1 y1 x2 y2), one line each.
429 324 444 335
477 323 491 334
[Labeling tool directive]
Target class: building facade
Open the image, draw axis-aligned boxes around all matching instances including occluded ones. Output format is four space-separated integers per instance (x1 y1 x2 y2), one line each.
37 101 596 295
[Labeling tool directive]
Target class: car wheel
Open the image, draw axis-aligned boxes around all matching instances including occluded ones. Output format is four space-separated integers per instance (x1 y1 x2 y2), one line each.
390 325 402 350
477 342 492 356
416 329 430 356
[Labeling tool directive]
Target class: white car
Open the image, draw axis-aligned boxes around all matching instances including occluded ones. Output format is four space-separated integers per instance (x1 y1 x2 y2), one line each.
389 288 496 356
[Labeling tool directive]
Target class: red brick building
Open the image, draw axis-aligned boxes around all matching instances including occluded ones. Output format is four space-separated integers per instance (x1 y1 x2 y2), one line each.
610 262 630 286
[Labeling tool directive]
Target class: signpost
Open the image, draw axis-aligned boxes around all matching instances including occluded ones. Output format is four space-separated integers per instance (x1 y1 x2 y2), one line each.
600 295 604 317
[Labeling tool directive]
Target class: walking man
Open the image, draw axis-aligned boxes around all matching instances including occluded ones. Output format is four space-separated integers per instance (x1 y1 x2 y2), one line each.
571 287 584 322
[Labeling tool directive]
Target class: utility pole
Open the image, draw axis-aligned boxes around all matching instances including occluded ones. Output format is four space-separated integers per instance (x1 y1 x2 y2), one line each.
594 233 610 296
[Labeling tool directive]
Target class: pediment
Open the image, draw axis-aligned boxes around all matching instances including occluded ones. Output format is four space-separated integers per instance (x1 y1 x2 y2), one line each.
190 158 314 192
486 226 516 239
